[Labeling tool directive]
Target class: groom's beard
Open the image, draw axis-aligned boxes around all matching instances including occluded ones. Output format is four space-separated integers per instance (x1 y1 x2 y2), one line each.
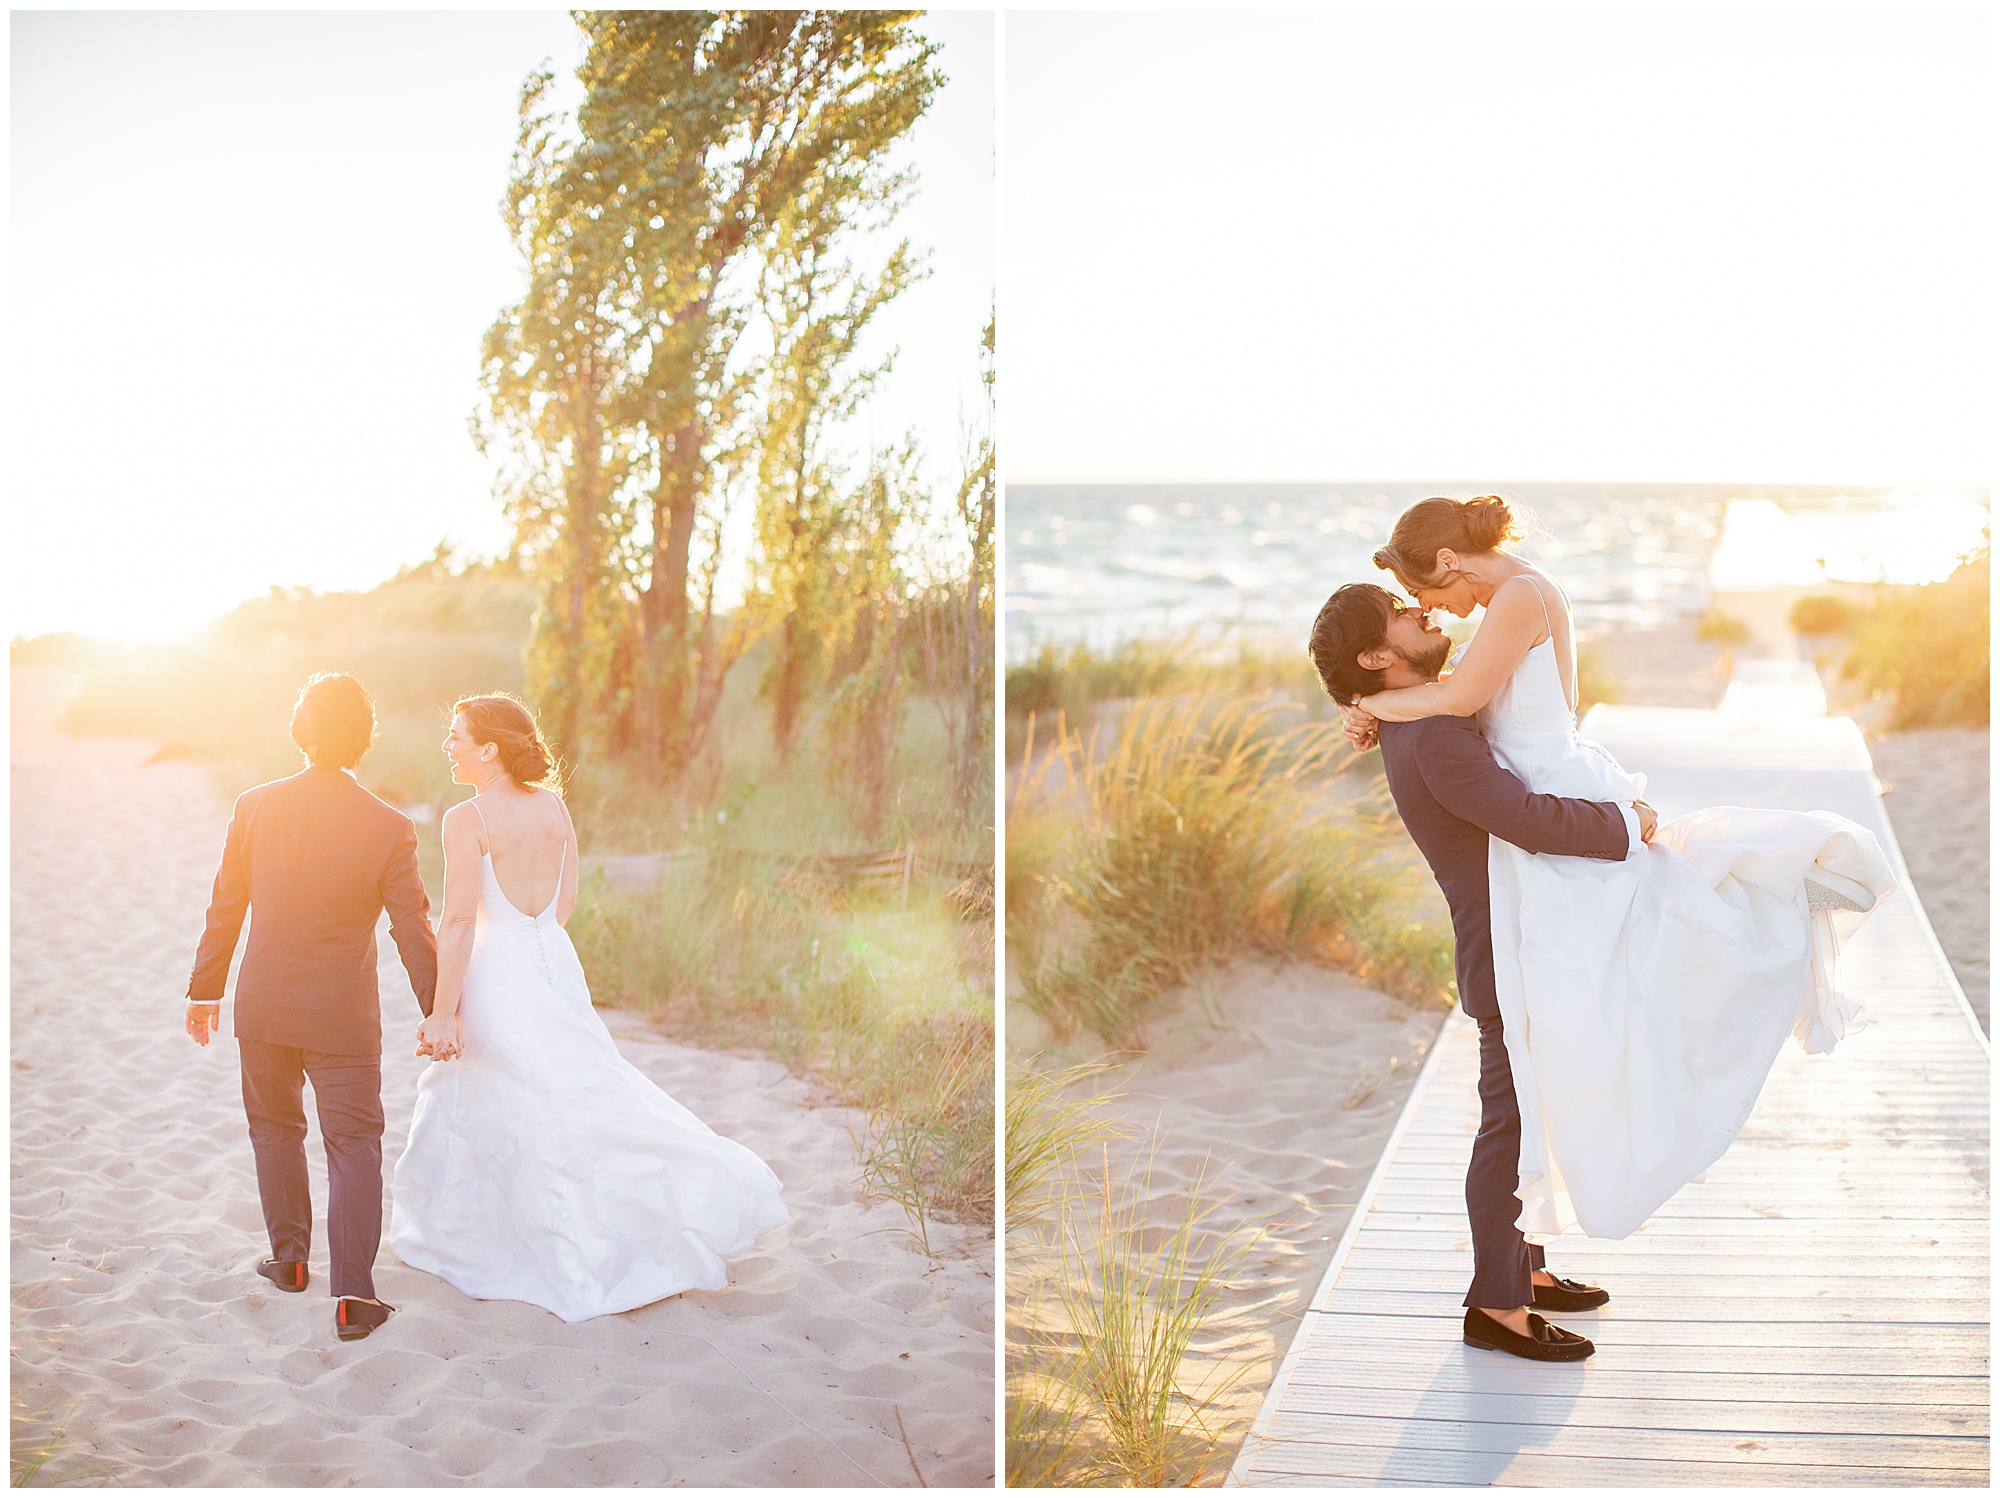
1395 635 1453 680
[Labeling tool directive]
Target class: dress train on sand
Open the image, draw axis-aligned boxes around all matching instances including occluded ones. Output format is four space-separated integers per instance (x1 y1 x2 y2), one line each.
390 838 788 1321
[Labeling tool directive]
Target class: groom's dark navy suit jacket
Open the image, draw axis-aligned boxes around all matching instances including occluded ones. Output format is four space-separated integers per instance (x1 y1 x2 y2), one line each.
188 766 438 1055
1377 715 1630 1018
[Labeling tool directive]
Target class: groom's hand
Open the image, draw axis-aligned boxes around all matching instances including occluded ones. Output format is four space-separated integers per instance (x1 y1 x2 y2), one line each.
185 1002 219 1047
1636 801 1659 844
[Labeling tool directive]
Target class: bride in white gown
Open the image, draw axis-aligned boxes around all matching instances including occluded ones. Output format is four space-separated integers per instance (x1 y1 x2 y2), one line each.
390 694 788 1322
1343 496 1896 1241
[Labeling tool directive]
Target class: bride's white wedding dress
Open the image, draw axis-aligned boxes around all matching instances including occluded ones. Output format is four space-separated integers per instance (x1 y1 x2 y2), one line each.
390 822 789 1322
1479 624 1895 1241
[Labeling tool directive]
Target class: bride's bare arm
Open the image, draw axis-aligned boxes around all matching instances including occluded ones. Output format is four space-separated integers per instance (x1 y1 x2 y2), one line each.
551 791 581 926
1358 580 1549 722
421 802 483 1055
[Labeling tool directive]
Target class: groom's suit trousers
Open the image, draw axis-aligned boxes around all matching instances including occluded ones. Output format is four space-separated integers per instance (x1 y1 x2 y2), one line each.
1465 1014 1544 1309
239 1040 384 1300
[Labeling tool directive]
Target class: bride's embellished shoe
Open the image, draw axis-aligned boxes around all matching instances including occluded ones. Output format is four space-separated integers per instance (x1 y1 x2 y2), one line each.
1804 865 1876 914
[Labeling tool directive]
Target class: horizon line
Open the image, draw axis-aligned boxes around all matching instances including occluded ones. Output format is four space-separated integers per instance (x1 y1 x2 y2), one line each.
1005 476 1993 492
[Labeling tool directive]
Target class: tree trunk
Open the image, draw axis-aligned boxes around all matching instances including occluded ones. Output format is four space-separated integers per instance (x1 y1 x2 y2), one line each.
633 417 702 778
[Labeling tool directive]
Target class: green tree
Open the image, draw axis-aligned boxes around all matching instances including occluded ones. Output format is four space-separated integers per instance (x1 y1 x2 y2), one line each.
477 65 636 759
569 11 940 777
746 144 924 763
480 11 943 785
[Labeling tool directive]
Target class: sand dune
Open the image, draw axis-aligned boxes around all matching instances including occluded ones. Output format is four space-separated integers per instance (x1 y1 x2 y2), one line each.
10 667 992 1487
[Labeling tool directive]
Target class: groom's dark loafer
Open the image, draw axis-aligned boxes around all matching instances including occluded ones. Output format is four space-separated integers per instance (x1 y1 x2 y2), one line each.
1463 1307 1595 1361
1531 1274 1609 1312
257 1259 309 1294
334 1296 396 1342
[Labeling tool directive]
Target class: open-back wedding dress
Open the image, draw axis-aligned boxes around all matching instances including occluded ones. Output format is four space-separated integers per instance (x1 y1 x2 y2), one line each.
390 814 789 1322
1480 613 1895 1241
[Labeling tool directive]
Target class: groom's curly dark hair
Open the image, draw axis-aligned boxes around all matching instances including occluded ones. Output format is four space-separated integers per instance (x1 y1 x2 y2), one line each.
290 672 377 769
1307 583 1401 706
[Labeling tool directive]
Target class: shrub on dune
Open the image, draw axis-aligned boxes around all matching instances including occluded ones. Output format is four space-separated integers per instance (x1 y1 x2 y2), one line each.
1842 548 1990 728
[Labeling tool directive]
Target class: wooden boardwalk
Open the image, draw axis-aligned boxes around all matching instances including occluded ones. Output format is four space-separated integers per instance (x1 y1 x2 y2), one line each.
1231 702 1990 1487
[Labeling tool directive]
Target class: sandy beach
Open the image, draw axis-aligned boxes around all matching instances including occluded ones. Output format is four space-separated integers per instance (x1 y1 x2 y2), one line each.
10 667 993 1488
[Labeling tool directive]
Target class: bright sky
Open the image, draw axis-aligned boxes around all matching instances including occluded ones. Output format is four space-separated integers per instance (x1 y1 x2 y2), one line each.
1006 8 1991 487
9 10 994 641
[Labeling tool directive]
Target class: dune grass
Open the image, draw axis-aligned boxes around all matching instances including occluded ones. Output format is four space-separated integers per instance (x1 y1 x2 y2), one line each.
1005 1069 1265 1487
1841 548 1989 728
1005 633 1334 755
1008 695 1454 1050
1002 1059 1130 1237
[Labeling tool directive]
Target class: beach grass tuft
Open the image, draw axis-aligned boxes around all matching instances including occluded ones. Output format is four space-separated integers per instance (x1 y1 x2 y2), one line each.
1009 694 1454 1049
1003 1059 1131 1236
1053 1152 1264 1485
1005 1084 1266 1489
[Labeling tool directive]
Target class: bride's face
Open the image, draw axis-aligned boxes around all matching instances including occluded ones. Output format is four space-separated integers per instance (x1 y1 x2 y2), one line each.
1411 549 1481 618
442 713 493 785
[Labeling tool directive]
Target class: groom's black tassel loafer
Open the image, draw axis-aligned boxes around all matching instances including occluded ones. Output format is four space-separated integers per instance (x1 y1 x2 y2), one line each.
257 1259 309 1293
1463 1308 1595 1362
334 1296 396 1342
1530 1274 1610 1312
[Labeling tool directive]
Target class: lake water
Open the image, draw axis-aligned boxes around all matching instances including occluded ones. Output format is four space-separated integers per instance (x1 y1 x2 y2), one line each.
1005 482 1987 657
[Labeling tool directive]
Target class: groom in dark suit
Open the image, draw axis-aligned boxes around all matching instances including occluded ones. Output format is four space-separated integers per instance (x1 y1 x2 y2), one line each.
1309 584 1656 1362
184 672 437 1342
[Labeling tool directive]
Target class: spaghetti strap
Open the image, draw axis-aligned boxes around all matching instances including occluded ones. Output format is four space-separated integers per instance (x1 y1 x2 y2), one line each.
467 798 490 842
1530 579 1553 641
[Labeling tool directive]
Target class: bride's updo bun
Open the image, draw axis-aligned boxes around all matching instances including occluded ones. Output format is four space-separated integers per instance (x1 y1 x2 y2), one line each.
1375 495 1523 590
455 693 561 790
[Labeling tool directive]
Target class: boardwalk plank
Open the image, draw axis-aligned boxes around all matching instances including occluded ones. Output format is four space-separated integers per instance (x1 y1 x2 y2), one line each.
1302 1309 1990 1354
1272 1383 1987 1437
1280 1351 1988 1401
1309 1288 1986 1322
1279 1344 1988 1381
1252 1413 1983 1469
1243 1441 1987 1488
1329 1266 1990 1299
1230 706 1990 1487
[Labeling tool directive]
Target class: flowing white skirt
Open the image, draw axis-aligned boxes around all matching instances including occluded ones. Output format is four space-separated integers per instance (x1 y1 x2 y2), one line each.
1486 727 1894 1240
390 900 789 1322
